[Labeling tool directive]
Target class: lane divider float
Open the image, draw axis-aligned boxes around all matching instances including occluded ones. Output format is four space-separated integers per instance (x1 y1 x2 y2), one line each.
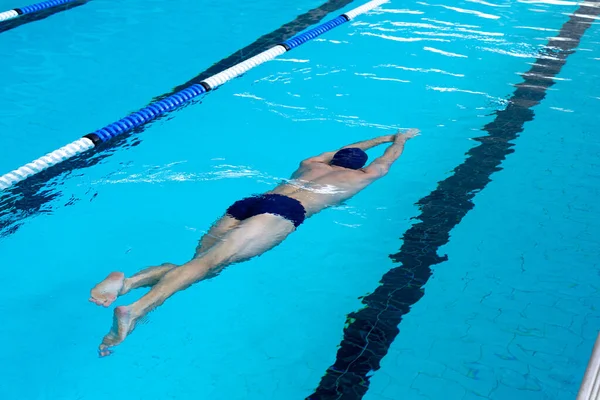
0 0 389 190
0 0 79 22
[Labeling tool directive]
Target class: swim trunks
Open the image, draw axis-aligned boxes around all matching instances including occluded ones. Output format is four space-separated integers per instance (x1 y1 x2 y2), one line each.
226 194 306 227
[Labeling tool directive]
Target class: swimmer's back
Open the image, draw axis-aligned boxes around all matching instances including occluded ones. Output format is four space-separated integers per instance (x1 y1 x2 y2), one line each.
268 162 375 217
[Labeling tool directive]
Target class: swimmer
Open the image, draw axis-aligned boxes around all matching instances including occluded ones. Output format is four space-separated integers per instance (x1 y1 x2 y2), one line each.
90 128 420 356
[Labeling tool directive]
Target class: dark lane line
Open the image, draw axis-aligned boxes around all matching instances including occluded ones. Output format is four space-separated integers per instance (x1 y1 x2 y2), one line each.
0 0 355 237
308 3 600 399
0 0 89 34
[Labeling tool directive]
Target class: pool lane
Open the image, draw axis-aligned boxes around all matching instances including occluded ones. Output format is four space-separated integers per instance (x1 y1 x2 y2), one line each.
308 1 600 399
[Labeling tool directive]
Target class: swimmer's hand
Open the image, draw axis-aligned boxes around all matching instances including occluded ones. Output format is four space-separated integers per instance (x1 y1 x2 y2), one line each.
395 128 420 142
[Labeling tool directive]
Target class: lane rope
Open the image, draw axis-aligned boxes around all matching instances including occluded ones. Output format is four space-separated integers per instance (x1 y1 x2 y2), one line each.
0 0 78 22
0 0 388 191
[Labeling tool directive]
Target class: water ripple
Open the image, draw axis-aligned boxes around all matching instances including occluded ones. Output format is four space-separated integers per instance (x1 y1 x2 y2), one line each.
362 32 450 42
520 72 571 81
93 163 280 185
564 12 600 20
421 18 480 28
275 58 310 63
550 107 574 112
479 46 559 60
428 86 488 95
232 88 402 131
368 76 411 83
467 0 511 7
427 86 509 106
377 63 464 77
414 30 504 42
515 25 560 31
375 8 425 14
518 0 580 5
424 46 469 57
438 5 501 19
456 27 504 36
355 72 410 84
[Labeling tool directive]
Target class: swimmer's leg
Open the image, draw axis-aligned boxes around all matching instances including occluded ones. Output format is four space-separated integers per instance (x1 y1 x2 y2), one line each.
90 263 177 307
194 215 240 257
98 214 294 356
90 217 240 308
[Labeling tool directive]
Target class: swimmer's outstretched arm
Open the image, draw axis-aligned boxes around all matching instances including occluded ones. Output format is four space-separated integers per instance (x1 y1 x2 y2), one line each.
363 129 420 177
340 134 395 151
302 134 395 164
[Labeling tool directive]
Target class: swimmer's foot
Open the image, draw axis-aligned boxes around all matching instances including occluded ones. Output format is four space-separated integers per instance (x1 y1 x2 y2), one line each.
99 306 137 357
90 272 125 307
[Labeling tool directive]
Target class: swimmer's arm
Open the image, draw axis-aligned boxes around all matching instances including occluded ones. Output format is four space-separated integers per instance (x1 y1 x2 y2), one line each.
301 135 394 164
363 129 419 177
341 135 395 151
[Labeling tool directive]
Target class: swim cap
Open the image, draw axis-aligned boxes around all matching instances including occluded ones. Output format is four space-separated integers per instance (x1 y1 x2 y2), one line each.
330 148 368 170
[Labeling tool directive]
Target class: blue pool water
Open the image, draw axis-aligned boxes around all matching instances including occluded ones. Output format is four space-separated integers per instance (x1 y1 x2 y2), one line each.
1 0 599 399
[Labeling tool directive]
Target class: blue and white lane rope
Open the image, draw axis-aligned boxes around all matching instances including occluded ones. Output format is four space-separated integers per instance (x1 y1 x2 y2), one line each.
0 0 78 22
0 0 389 190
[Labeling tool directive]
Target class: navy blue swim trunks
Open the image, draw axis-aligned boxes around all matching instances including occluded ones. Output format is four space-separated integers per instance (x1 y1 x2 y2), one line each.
226 194 306 227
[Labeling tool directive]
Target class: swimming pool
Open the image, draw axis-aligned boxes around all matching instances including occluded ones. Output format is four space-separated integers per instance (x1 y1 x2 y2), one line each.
1 0 599 398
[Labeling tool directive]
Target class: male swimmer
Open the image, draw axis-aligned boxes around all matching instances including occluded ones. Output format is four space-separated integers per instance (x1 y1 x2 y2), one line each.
90 129 419 356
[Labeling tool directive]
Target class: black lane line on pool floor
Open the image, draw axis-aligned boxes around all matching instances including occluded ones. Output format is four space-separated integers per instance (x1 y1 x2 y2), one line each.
308 3 600 400
0 0 355 237
0 0 90 34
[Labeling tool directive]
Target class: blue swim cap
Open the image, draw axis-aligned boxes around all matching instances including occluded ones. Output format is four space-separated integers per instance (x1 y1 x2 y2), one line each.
330 148 368 170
